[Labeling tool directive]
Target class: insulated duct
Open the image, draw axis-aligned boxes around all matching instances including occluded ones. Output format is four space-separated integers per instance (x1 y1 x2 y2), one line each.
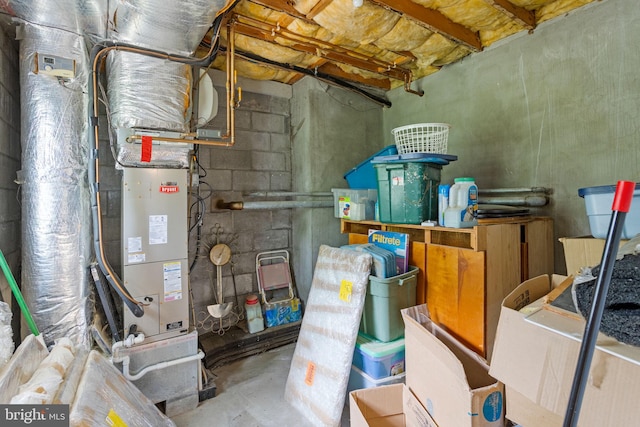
106 51 192 133
5 0 107 37
108 0 227 56
18 22 92 348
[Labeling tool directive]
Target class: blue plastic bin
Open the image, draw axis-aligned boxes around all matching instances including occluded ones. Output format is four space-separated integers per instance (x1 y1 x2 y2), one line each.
344 145 398 189
578 183 640 239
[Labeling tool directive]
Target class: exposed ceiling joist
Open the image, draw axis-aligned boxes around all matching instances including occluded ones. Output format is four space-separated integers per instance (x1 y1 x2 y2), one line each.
204 0 599 98
232 18 410 81
248 0 309 20
367 0 483 51
483 0 536 30
306 0 334 19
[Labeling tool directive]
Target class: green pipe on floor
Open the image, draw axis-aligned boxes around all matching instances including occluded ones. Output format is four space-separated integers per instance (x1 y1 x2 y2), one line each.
0 249 39 336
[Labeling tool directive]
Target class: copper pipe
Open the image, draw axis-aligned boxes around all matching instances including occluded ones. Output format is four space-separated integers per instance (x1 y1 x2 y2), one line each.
126 134 234 147
404 72 424 96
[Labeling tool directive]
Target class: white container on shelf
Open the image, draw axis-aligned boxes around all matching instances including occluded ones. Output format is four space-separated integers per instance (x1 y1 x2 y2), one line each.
331 188 377 221
245 294 264 334
444 177 478 228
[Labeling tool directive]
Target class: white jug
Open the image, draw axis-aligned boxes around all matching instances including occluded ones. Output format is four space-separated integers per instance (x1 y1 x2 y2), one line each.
443 177 478 228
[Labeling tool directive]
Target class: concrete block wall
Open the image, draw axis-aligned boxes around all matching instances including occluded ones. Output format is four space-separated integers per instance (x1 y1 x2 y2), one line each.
97 112 123 277
189 73 294 332
0 28 20 308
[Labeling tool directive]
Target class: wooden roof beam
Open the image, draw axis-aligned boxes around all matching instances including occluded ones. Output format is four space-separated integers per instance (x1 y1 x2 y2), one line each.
233 20 409 81
483 0 536 30
247 0 309 21
368 0 482 51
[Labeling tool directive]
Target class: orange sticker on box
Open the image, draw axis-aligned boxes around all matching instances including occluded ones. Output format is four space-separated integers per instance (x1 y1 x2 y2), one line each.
339 279 353 303
305 361 316 386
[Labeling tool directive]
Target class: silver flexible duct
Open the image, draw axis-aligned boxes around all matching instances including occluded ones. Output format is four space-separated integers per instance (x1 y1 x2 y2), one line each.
106 51 192 133
6 0 107 37
107 0 226 55
18 22 92 348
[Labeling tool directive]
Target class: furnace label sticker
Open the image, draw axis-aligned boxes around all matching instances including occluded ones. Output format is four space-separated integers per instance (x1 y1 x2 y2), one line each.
128 236 142 253
163 261 182 302
127 253 145 264
149 215 168 245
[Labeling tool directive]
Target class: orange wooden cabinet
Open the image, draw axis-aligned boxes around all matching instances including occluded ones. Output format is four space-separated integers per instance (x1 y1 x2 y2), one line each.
341 217 553 359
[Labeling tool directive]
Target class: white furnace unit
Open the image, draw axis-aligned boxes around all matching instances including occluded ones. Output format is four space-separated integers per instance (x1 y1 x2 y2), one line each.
121 167 189 343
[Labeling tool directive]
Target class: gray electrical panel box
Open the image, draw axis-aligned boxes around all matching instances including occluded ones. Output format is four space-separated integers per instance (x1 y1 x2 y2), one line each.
122 168 189 343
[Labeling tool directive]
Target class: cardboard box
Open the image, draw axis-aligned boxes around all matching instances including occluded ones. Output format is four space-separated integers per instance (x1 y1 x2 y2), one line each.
559 236 627 275
349 383 437 427
505 386 562 427
401 305 504 427
490 274 640 426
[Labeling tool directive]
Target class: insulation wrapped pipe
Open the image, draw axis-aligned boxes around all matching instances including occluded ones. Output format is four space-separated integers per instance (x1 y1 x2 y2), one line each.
18 22 92 348
477 195 549 207
244 192 334 198
217 200 335 210
478 187 552 194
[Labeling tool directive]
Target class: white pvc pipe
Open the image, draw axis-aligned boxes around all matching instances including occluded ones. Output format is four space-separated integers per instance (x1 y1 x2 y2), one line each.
121 350 205 381
111 333 205 381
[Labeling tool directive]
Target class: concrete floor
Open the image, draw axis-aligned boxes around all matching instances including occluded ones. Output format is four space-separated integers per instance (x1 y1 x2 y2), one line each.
171 343 350 426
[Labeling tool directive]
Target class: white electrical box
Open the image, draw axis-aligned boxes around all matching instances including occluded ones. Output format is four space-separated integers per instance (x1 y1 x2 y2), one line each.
122 168 189 343
35 53 76 79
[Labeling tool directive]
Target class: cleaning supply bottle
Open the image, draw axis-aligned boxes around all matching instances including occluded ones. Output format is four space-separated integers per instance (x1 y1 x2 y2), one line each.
245 294 265 333
444 177 478 228
438 184 450 226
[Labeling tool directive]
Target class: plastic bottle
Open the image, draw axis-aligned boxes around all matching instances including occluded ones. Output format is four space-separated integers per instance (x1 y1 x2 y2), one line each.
245 294 265 333
438 184 450 226
443 177 478 228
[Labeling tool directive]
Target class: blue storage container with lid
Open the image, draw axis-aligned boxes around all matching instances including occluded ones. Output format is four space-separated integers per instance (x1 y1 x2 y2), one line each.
344 145 398 189
352 332 405 380
578 183 640 239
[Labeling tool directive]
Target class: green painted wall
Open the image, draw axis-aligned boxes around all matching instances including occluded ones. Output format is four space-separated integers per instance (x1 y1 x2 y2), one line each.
384 0 640 273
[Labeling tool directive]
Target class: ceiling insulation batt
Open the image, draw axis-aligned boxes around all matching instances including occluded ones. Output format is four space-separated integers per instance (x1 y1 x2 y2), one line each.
18 21 92 349
214 0 595 90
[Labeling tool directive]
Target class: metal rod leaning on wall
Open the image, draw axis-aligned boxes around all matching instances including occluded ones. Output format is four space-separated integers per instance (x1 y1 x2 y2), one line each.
562 180 635 427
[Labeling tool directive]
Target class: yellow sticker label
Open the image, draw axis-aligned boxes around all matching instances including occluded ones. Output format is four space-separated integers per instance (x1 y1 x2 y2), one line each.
106 409 128 427
292 299 299 311
339 279 353 303
305 361 316 386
